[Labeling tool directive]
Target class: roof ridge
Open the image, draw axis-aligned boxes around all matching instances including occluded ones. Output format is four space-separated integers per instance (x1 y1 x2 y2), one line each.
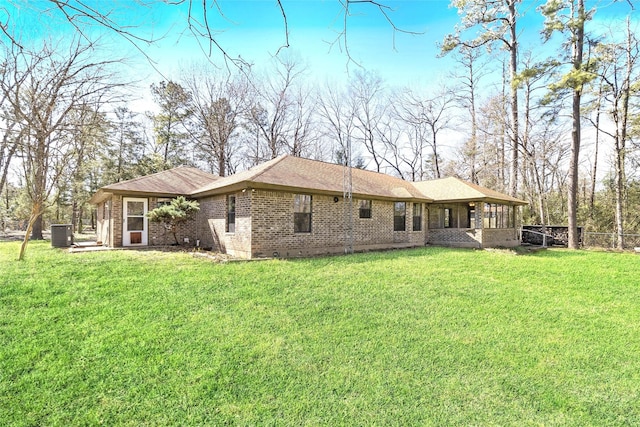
250 154 288 180
287 155 422 190
189 155 288 195
415 176 460 183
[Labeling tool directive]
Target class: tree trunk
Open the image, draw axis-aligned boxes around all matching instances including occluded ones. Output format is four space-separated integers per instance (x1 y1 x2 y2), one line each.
589 85 603 218
567 0 585 250
31 213 44 240
614 142 624 249
218 152 226 177
432 131 441 179
613 19 634 250
469 91 478 184
19 204 42 260
0 141 18 200
77 205 84 234
72 199 78 234
508 0 519 198
567 89 581 249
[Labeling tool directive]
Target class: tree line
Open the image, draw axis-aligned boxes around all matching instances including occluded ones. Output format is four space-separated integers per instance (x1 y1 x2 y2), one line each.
0 0 639 259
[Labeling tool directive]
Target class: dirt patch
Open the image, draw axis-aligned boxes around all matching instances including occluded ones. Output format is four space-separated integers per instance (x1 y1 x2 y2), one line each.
0 230 47 242
0 230 97 243
192 251 237 263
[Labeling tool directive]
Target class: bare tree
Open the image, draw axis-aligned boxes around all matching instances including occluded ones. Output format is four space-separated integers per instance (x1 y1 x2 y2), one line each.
0 39 122 259
442 0 521 197
394 85 455 179
317 81 357 166
375 111 408 180
450 46 490 183
583 70 607 222
386 90 427 180
475 93 509 191
591 19 640 249
247 54 309 160
349 70 387 172
286 83 318 158
182 68 249 176
0 54 22 201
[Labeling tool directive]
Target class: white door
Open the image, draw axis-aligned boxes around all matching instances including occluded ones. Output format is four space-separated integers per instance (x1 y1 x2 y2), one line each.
123 197 148 246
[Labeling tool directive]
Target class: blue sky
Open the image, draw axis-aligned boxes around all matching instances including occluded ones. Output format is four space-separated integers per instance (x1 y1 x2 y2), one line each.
140 0 466 86
131 0 637 84
3 0 638 89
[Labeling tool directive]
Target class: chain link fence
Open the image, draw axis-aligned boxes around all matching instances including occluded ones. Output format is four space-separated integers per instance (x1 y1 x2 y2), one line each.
522 226 640 250
583 233 640 250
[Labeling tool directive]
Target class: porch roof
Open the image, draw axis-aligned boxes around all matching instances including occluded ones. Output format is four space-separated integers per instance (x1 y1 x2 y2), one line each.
413 177 528 205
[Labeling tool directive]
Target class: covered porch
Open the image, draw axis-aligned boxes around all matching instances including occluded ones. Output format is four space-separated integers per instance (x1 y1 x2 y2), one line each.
427 202 520 248
415 177 528 249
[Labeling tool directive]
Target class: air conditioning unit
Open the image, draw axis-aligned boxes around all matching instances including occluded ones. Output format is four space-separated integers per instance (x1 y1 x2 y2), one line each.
51 224 73 248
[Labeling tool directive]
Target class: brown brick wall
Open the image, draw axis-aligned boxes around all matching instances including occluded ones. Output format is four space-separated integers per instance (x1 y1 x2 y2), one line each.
428 229 482 248
147 197 199 247
481 228 520 247
106 191 519 253
112 195 122 247
109 196 201 248
250 190 426 258
196 195 224 251
197 192 252 257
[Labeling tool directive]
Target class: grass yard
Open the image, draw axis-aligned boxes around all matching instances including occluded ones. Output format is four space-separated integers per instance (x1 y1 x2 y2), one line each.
1 242 640 426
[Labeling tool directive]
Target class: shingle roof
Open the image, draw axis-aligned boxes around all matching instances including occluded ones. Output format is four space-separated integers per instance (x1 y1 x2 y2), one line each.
413 177 528 205
89 167 219 204
192 155 431 201
90 157 526 206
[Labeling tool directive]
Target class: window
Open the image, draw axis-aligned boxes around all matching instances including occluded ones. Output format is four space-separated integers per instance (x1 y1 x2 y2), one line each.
496 205 514 228
484 203 514 229
126 201 145 231
497 204 505 228
226 195 236 233
294 194 312 233
428 208 441 229
413 203 422 231
428 206 459 229
359 199 372 219
394 202 406 231
444 208 453 228
484 204 495 228
468 204 476 229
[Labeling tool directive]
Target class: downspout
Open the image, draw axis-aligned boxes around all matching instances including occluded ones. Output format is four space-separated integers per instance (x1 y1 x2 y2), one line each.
106 199 111 247
479 202 484 249
195 206 200 248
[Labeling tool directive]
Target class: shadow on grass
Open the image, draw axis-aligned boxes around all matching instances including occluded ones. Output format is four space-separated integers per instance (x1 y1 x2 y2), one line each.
284 245 478 268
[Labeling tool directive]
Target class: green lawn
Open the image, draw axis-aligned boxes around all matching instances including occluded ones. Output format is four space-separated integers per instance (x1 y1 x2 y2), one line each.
1 242 639 426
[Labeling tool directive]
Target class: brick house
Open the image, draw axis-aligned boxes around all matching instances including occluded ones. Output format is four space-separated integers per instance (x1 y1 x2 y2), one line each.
89 155 527 258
